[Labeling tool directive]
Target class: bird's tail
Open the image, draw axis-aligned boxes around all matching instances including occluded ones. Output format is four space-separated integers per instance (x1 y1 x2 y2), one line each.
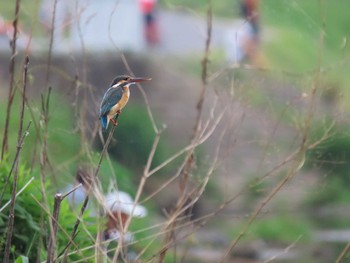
100 116 108 130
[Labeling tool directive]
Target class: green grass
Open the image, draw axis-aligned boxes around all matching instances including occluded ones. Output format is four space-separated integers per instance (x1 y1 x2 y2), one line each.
1 1 350 259
163 0 350 108
0 90 157 261
221 212 313 247
0 91 79 169
262 0 350 69
262 1 350 110
0 88 135 192
248 214 313 244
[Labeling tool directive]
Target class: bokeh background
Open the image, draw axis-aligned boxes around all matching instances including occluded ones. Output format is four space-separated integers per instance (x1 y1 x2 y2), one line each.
1 0 350 262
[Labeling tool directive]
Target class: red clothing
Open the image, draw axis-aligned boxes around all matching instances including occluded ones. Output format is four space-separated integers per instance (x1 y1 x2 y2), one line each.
139 0 156 14
107 212 129 231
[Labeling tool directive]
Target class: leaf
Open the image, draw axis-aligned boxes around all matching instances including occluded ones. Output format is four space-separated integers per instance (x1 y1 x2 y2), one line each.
15 255 29 263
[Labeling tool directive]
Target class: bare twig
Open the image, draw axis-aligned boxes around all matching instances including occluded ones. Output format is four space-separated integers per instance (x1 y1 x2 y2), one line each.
40 87 53 186
3 122 31 263
263 235 302 263
46 180 86 262
30 194 87 261
1 0 21 160
3 56 30 263
158 2 213 261
62 183 83 199
180 0 212 199
47 193 63 263
219 150 306 262
61 114 120 262
110 129 164 263
0 176 34 213
219 45 323 262
45 0 58 84
336 243 350 263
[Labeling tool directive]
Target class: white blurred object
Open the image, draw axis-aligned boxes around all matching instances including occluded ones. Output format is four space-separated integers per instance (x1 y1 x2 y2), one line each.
65 184 86 207
107 229 134 243
39 0 72 45
69 0 145 52
224 19 254 63
0 15 31 51
104 190 147 218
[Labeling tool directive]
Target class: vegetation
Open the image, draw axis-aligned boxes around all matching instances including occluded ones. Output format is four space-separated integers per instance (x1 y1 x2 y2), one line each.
0 0 349 262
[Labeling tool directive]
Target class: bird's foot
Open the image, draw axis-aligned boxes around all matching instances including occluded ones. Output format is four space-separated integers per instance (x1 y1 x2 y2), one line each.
116 110 121 114
110 118 118 126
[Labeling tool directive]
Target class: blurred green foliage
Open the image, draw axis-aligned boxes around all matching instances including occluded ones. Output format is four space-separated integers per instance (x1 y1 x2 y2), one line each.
0 161 41 261
0 89 156 261
0 91 80 173
0 159 98 262
305 123 350 206
248 214 312 243
96 106 166 174
308 129 350 182
1 0 350 260
14 255 29 263
164 0 350 109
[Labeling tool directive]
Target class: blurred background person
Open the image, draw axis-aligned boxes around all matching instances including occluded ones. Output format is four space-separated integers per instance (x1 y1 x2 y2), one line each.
139 0 160 46
224 0 262 65
240 0 261 65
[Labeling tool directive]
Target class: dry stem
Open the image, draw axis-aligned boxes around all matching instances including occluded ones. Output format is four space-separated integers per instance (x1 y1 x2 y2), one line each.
61 114 120 262
3 56 30 263
1 0 21 160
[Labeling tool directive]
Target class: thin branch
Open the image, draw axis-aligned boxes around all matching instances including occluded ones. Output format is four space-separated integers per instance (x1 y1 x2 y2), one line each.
1 0 21 160
30 194 87 261
219 151 305 262
47 193 63 263
40 86 52 186
47 183 87 262
263 235 302 263
62 183 82 199
159 5 213 254
45 0 58 84
111 130 164 263
219 40 323 261
56 232 79 259
61 114 120 263
3 56 30 263
0 176 34 213
336 243 350 263
3 122 31 263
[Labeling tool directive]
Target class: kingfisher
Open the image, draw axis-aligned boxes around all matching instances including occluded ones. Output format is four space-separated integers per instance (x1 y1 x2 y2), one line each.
99 75 151 129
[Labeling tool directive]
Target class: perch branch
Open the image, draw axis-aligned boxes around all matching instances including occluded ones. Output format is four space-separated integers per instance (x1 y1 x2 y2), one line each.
61 113 121 262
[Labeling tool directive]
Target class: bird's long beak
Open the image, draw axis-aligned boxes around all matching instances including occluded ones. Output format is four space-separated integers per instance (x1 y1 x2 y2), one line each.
128 77 152 83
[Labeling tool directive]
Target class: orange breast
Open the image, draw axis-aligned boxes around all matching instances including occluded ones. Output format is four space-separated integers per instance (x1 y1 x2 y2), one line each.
107 87 130 118
118 87 130 110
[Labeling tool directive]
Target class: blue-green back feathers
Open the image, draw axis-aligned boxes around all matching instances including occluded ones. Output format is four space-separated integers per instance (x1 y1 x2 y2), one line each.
99 87 123 129
100 87 123 116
